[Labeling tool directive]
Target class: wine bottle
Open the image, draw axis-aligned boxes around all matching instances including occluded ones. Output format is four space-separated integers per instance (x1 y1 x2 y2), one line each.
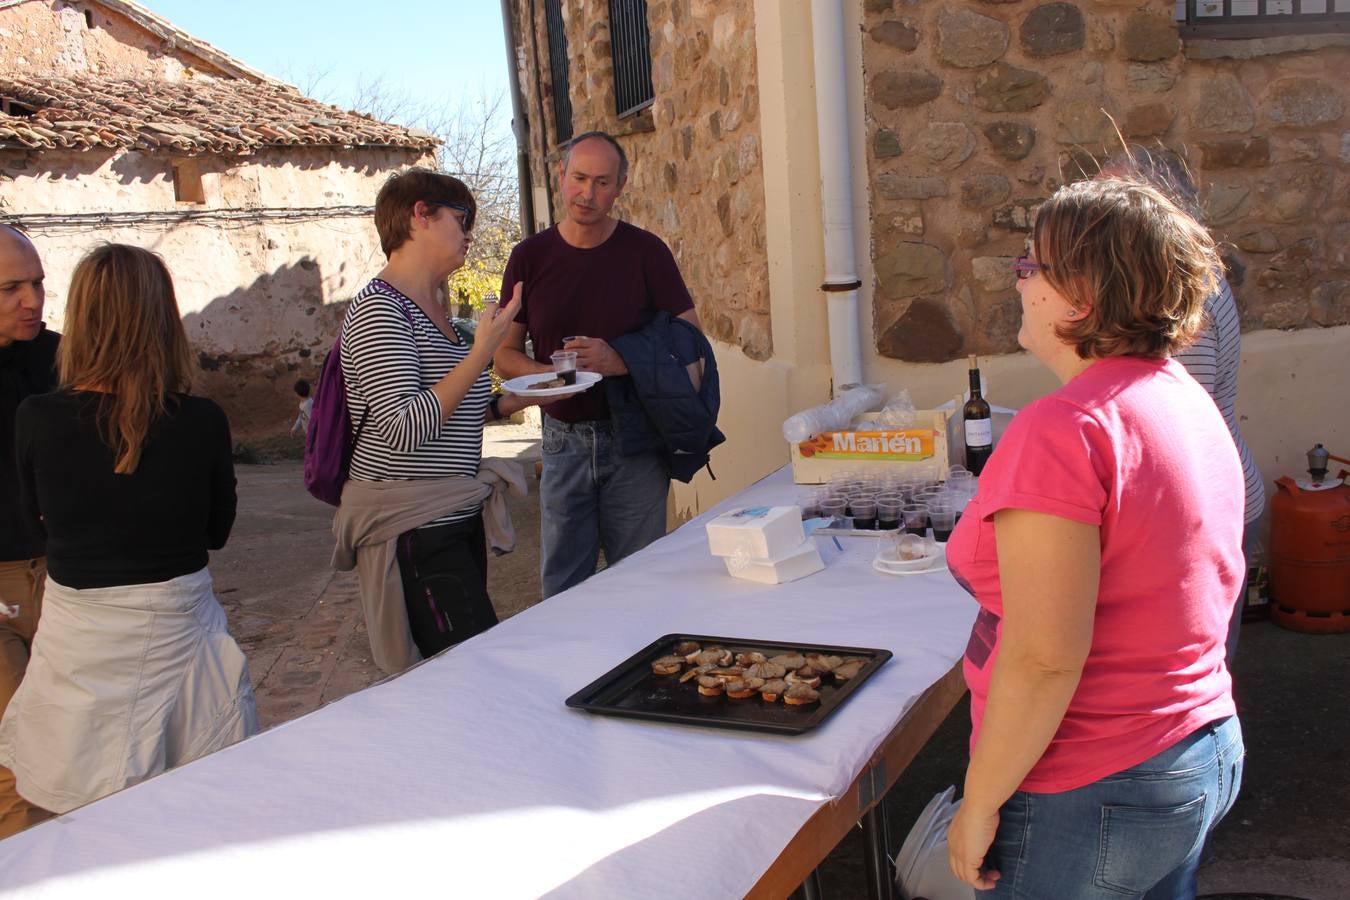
963 354 993 476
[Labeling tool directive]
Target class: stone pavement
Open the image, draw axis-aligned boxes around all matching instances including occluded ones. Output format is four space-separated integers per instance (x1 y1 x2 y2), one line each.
215 427 1349 898
212 419 544 729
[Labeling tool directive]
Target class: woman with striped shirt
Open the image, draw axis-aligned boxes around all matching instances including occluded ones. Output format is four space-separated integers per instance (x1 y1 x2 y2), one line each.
340 169 534 663
1172 278 1264 664
1101 148 1265 666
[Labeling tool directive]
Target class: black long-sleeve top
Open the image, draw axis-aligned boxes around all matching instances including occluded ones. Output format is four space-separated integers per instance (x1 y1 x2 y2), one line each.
0 328 59 562
15 390 237 589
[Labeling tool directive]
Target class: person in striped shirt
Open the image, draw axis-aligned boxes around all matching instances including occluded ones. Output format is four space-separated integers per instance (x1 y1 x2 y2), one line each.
1100 147 1265 666
340 170 536 660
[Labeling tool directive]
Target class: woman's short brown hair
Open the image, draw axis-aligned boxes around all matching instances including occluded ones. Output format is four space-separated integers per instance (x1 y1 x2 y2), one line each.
1032 177 1219 360
373 168 476 257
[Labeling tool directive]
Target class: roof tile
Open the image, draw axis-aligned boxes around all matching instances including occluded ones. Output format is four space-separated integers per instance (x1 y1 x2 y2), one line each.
0 75 439 155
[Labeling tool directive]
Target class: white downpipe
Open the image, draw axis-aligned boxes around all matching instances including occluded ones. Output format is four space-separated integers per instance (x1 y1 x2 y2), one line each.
810 0 864 391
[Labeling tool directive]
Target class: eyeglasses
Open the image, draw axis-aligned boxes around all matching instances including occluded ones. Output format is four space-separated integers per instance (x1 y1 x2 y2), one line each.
427 201 473 233
1013 256 1047 280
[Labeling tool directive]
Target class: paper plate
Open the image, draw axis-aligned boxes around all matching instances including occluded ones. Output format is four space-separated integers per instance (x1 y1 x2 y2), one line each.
873 545 947 577
501 370 602 398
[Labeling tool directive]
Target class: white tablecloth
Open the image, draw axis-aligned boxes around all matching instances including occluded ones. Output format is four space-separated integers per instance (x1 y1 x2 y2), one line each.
0 467 977 899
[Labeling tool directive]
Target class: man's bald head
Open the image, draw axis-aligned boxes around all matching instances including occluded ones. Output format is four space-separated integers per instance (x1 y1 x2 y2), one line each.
0 223 32 248
0 224 45 347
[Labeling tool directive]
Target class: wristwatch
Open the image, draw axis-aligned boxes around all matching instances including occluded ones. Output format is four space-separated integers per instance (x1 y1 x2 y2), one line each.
489 395 502 421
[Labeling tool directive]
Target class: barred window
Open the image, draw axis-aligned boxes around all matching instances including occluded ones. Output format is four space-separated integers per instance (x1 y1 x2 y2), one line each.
609 0 654 118
1176 0 1350 38
544 0 573 144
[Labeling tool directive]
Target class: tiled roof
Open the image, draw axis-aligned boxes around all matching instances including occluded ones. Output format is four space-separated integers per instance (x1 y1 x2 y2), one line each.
0 75 439 155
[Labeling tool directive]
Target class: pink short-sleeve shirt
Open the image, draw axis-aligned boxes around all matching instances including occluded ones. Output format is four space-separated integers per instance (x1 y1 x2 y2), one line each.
945 356 1243 793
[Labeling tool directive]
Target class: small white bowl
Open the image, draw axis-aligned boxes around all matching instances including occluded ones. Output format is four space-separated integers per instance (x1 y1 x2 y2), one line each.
874 542 945 576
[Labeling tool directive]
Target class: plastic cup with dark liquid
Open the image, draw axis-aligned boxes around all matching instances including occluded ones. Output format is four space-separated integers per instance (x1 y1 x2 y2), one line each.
849 496 877 531
902 503 929 536
928 503 956 543
549 350 578 386
876 495 903 530
798 487 824 520
819 496 847 527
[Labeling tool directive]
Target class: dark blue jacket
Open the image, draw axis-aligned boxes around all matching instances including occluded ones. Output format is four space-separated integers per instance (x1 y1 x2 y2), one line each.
605 312 725 484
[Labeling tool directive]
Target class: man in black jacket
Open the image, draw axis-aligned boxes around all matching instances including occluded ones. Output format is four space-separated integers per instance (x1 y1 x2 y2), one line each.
0 224 57 838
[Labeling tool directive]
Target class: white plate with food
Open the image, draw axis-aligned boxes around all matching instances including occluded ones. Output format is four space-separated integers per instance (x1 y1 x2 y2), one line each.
501 370 602 398
873 541 948 576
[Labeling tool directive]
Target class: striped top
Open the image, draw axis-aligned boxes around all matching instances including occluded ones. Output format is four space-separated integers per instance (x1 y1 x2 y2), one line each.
1173 278 1265 524
340 279 491 526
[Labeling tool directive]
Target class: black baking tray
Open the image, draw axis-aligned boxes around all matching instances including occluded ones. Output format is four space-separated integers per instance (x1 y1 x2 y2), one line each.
564 633 893 735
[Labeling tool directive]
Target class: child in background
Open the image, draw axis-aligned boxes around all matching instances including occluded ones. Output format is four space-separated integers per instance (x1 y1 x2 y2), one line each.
291 379 313 435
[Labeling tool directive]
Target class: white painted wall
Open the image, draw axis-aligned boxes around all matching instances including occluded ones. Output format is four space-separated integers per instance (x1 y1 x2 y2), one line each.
7 145 429 431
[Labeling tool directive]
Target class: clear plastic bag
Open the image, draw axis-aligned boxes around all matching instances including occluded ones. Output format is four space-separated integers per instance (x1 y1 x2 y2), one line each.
876 388 917 430
782 383 887 442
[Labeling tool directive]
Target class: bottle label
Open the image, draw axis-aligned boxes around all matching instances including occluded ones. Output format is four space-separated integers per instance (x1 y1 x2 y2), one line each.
964 418 993 447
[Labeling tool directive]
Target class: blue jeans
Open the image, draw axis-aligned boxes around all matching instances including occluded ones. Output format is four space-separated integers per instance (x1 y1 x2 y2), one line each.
980 716 1244 900
539 415 669 599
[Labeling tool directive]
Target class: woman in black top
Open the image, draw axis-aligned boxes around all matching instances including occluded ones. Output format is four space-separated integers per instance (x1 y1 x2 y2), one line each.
16 375 235 588
0 244 257 817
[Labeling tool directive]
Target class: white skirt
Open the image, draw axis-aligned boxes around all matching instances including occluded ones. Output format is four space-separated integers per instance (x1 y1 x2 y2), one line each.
0 568 258 814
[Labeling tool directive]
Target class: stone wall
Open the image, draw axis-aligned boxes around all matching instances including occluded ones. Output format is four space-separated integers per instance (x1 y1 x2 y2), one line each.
507 0 771 359
862 1 1350 362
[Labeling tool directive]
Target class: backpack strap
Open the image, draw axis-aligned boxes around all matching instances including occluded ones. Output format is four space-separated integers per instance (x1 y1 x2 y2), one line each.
447 318 471 346
366 278 475 347
351 402 370 446
325 334 370 447
366 279 425 330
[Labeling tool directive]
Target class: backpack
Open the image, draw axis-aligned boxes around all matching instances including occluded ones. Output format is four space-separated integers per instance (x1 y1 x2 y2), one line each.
303 287 415 505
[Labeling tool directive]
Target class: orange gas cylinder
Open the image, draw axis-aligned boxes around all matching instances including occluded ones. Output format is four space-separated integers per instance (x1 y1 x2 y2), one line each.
1268 460 1350 634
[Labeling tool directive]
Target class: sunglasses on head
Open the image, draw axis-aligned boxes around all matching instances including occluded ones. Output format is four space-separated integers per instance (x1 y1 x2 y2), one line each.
1013 256 1048 280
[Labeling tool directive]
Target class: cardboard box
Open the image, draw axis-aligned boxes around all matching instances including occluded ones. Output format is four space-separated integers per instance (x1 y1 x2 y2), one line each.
788 409 950 485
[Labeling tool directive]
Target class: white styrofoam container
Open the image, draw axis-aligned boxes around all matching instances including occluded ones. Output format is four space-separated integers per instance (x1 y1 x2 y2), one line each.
723 539 825 585
705 505 805 560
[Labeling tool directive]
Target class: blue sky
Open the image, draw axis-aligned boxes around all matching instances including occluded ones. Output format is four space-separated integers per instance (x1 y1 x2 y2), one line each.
136 1 511 128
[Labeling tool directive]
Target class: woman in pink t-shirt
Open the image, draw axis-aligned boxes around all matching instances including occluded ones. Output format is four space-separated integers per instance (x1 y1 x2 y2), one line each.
945 178 1246 897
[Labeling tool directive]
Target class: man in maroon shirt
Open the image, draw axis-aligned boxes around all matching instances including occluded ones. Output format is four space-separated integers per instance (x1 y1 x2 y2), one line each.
496 132 702 598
